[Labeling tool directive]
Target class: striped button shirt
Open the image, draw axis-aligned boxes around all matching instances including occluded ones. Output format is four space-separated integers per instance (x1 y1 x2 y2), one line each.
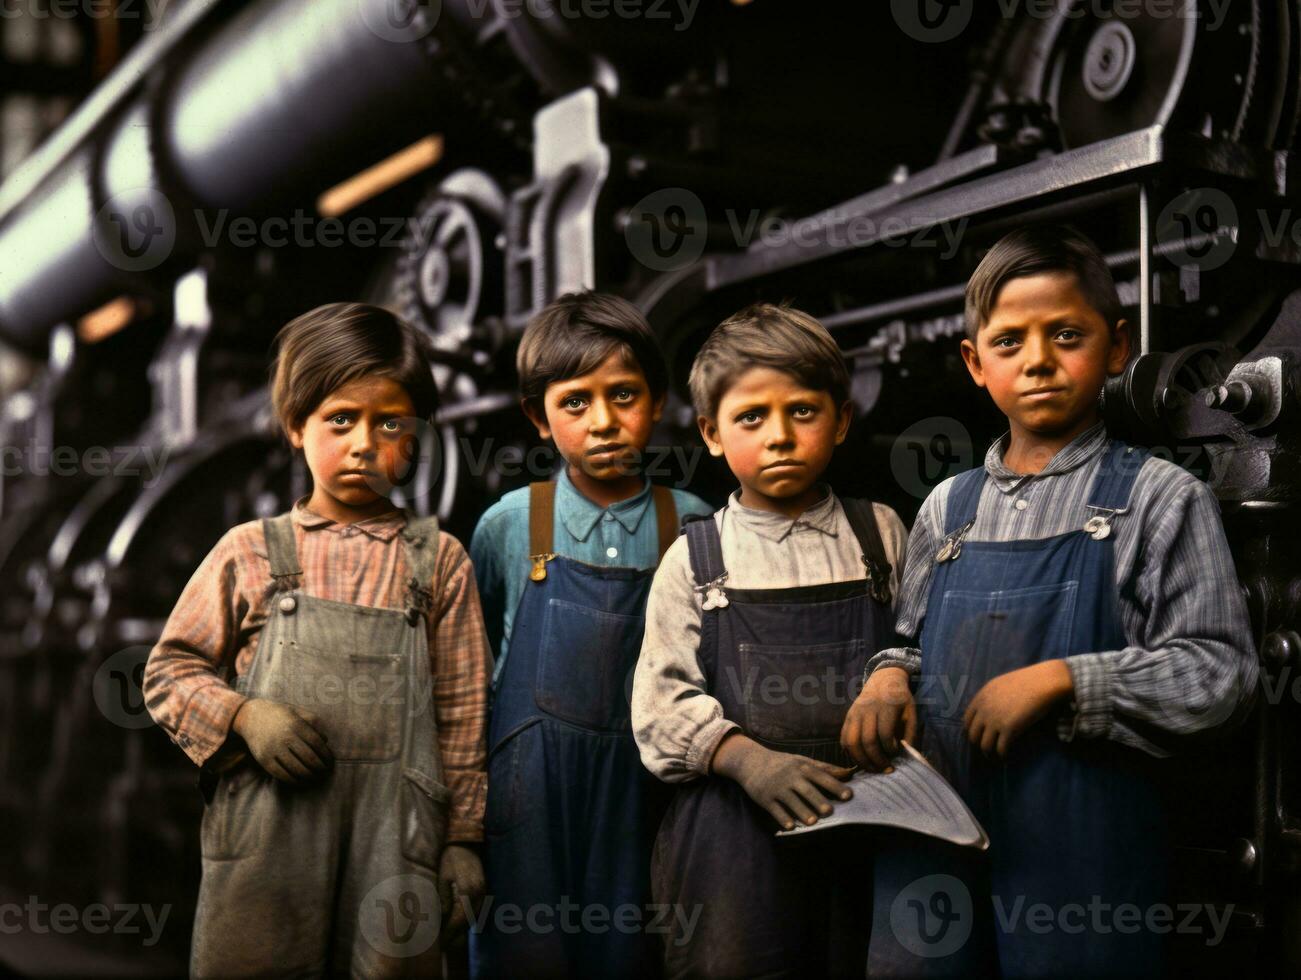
142 498 491 842
870 422 1259 757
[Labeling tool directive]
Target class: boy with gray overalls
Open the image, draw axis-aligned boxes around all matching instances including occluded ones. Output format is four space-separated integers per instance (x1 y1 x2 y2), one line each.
850 226 1260 977
144 303 492 976
632 303 909 978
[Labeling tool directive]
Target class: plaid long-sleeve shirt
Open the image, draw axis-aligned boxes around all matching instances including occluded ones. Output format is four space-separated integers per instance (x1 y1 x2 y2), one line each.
143 498 491 842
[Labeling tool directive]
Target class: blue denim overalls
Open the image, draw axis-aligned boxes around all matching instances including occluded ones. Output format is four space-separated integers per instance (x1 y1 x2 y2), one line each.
191 513 450 978
651 497 897 979
476 481 678 979
870 440 1168 978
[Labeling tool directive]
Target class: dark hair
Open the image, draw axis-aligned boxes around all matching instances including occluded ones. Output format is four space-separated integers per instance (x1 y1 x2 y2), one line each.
688 303 851 419
270 302 438 435
965 225 1122 341
516 291 669 411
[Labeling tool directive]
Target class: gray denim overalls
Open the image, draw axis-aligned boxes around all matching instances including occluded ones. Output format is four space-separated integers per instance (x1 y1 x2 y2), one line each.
190 513 452 978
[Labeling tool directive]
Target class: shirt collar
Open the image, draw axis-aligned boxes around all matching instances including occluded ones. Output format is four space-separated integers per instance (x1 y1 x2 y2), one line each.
724 484 839 543
555 467 654 543
983 421 1109 493
291 495 407 541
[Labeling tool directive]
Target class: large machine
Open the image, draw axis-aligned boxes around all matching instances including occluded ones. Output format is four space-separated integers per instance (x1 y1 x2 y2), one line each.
0 0 1297 971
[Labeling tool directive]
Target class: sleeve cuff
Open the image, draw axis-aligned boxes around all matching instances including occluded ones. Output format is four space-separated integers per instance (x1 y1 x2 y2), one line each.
865 648 922 685
446 770 486 843
1057 653 1114 742
179 686 248 768
686 717 741 776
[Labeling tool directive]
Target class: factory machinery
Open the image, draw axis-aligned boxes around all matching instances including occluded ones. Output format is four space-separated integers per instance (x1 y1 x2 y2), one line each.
0 0 1298 970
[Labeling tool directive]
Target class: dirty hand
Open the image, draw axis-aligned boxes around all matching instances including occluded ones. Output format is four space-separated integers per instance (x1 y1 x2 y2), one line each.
841 666 917 772
231 698 333 784
963 659 1074 759
711 733 855 831
438 844 485 944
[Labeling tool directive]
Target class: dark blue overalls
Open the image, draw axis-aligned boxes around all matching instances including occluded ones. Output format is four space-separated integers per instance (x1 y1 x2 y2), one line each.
870 440 1169 978
475 481 678 979
651 497 898 979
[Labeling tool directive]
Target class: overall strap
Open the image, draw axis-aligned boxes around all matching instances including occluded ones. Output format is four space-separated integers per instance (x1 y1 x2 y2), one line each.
261 515 301 590
944 465 987 534
683 514 725 589
1086 441 1150 511
652 485 678 563
840 498 893 605
400 514 441 626
527 481 556 582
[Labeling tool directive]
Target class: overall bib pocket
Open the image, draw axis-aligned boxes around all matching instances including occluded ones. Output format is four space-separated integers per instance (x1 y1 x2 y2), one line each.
923 581 1079 722
736 638 866 744
261 644 405 762
534 598 644 732
401 767 452 870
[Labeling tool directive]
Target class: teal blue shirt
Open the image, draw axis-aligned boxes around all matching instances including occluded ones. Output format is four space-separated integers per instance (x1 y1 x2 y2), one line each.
470 467 713 688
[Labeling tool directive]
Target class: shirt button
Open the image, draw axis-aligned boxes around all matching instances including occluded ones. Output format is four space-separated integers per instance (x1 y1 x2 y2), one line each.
279 595 297 614
603 514 614 523
1014 499 1028 511
606 547 618 558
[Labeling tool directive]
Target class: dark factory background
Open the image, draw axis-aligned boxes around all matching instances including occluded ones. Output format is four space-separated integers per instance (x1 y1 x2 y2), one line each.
0 0 1298 974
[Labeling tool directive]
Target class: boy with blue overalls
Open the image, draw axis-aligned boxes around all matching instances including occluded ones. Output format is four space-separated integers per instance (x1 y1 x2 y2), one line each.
470 292 712 978
144 303 492 977
632 303 910 978
850 226 1259 977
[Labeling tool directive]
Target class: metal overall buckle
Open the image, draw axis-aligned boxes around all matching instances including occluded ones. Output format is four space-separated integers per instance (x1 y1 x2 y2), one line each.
529 552 556 582
935 519 975 563
862 556 893 605
693 571 730 610
1082 505 1127 541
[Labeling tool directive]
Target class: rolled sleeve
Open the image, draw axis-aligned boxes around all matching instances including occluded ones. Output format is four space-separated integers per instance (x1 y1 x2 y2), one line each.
1057 476 1258 753
143 529 249 768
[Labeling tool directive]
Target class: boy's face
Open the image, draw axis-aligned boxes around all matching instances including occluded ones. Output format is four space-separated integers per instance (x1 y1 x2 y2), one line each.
289 375 418 521
960 272 1130 439
698 366 851 514
523 349 665 480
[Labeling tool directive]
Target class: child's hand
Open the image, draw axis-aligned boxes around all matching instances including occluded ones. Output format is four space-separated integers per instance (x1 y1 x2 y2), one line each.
963 660 1074 759
437 844 485 944
710 733 854 832
841 666 916 772
230 698 334 784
